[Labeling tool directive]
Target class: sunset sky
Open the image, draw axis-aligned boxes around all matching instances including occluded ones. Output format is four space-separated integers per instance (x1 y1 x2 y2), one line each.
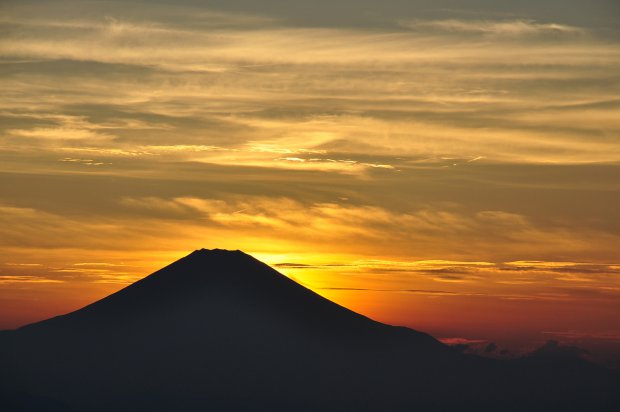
1 0 619 358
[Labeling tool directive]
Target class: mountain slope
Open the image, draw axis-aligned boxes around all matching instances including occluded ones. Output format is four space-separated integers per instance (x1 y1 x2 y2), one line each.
1 249 618 411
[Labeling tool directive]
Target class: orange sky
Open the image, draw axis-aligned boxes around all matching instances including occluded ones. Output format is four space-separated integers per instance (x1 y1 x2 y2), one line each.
1 0 620 360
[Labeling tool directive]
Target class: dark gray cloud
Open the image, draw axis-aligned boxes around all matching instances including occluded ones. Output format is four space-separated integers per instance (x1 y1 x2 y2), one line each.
528 340 589 359
484 342 498 353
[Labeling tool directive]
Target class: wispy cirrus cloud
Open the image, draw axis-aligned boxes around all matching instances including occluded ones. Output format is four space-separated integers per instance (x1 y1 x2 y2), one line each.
0 275 64 285
113 196 620 263
401 19 584 36
2 6 619 168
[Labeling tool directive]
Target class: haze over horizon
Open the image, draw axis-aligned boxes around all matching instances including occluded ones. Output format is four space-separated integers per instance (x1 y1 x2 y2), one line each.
1 0 619 360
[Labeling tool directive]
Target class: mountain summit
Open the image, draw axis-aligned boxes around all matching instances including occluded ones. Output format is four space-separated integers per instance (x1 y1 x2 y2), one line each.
1 249 618 411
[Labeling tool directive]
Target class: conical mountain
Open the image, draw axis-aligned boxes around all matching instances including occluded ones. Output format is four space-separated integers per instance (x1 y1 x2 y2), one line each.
16 249 439 346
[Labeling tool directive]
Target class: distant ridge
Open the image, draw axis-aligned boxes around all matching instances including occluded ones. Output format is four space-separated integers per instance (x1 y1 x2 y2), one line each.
1 249 618 411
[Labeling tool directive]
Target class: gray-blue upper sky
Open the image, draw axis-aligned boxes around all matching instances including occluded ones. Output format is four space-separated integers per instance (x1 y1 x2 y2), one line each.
127 0 620 28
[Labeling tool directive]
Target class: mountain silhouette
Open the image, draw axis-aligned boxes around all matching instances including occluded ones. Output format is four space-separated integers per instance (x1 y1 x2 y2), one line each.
1 249 618 411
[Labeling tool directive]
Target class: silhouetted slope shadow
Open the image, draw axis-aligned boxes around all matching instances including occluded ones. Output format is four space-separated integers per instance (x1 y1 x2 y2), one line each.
1 249 618 411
